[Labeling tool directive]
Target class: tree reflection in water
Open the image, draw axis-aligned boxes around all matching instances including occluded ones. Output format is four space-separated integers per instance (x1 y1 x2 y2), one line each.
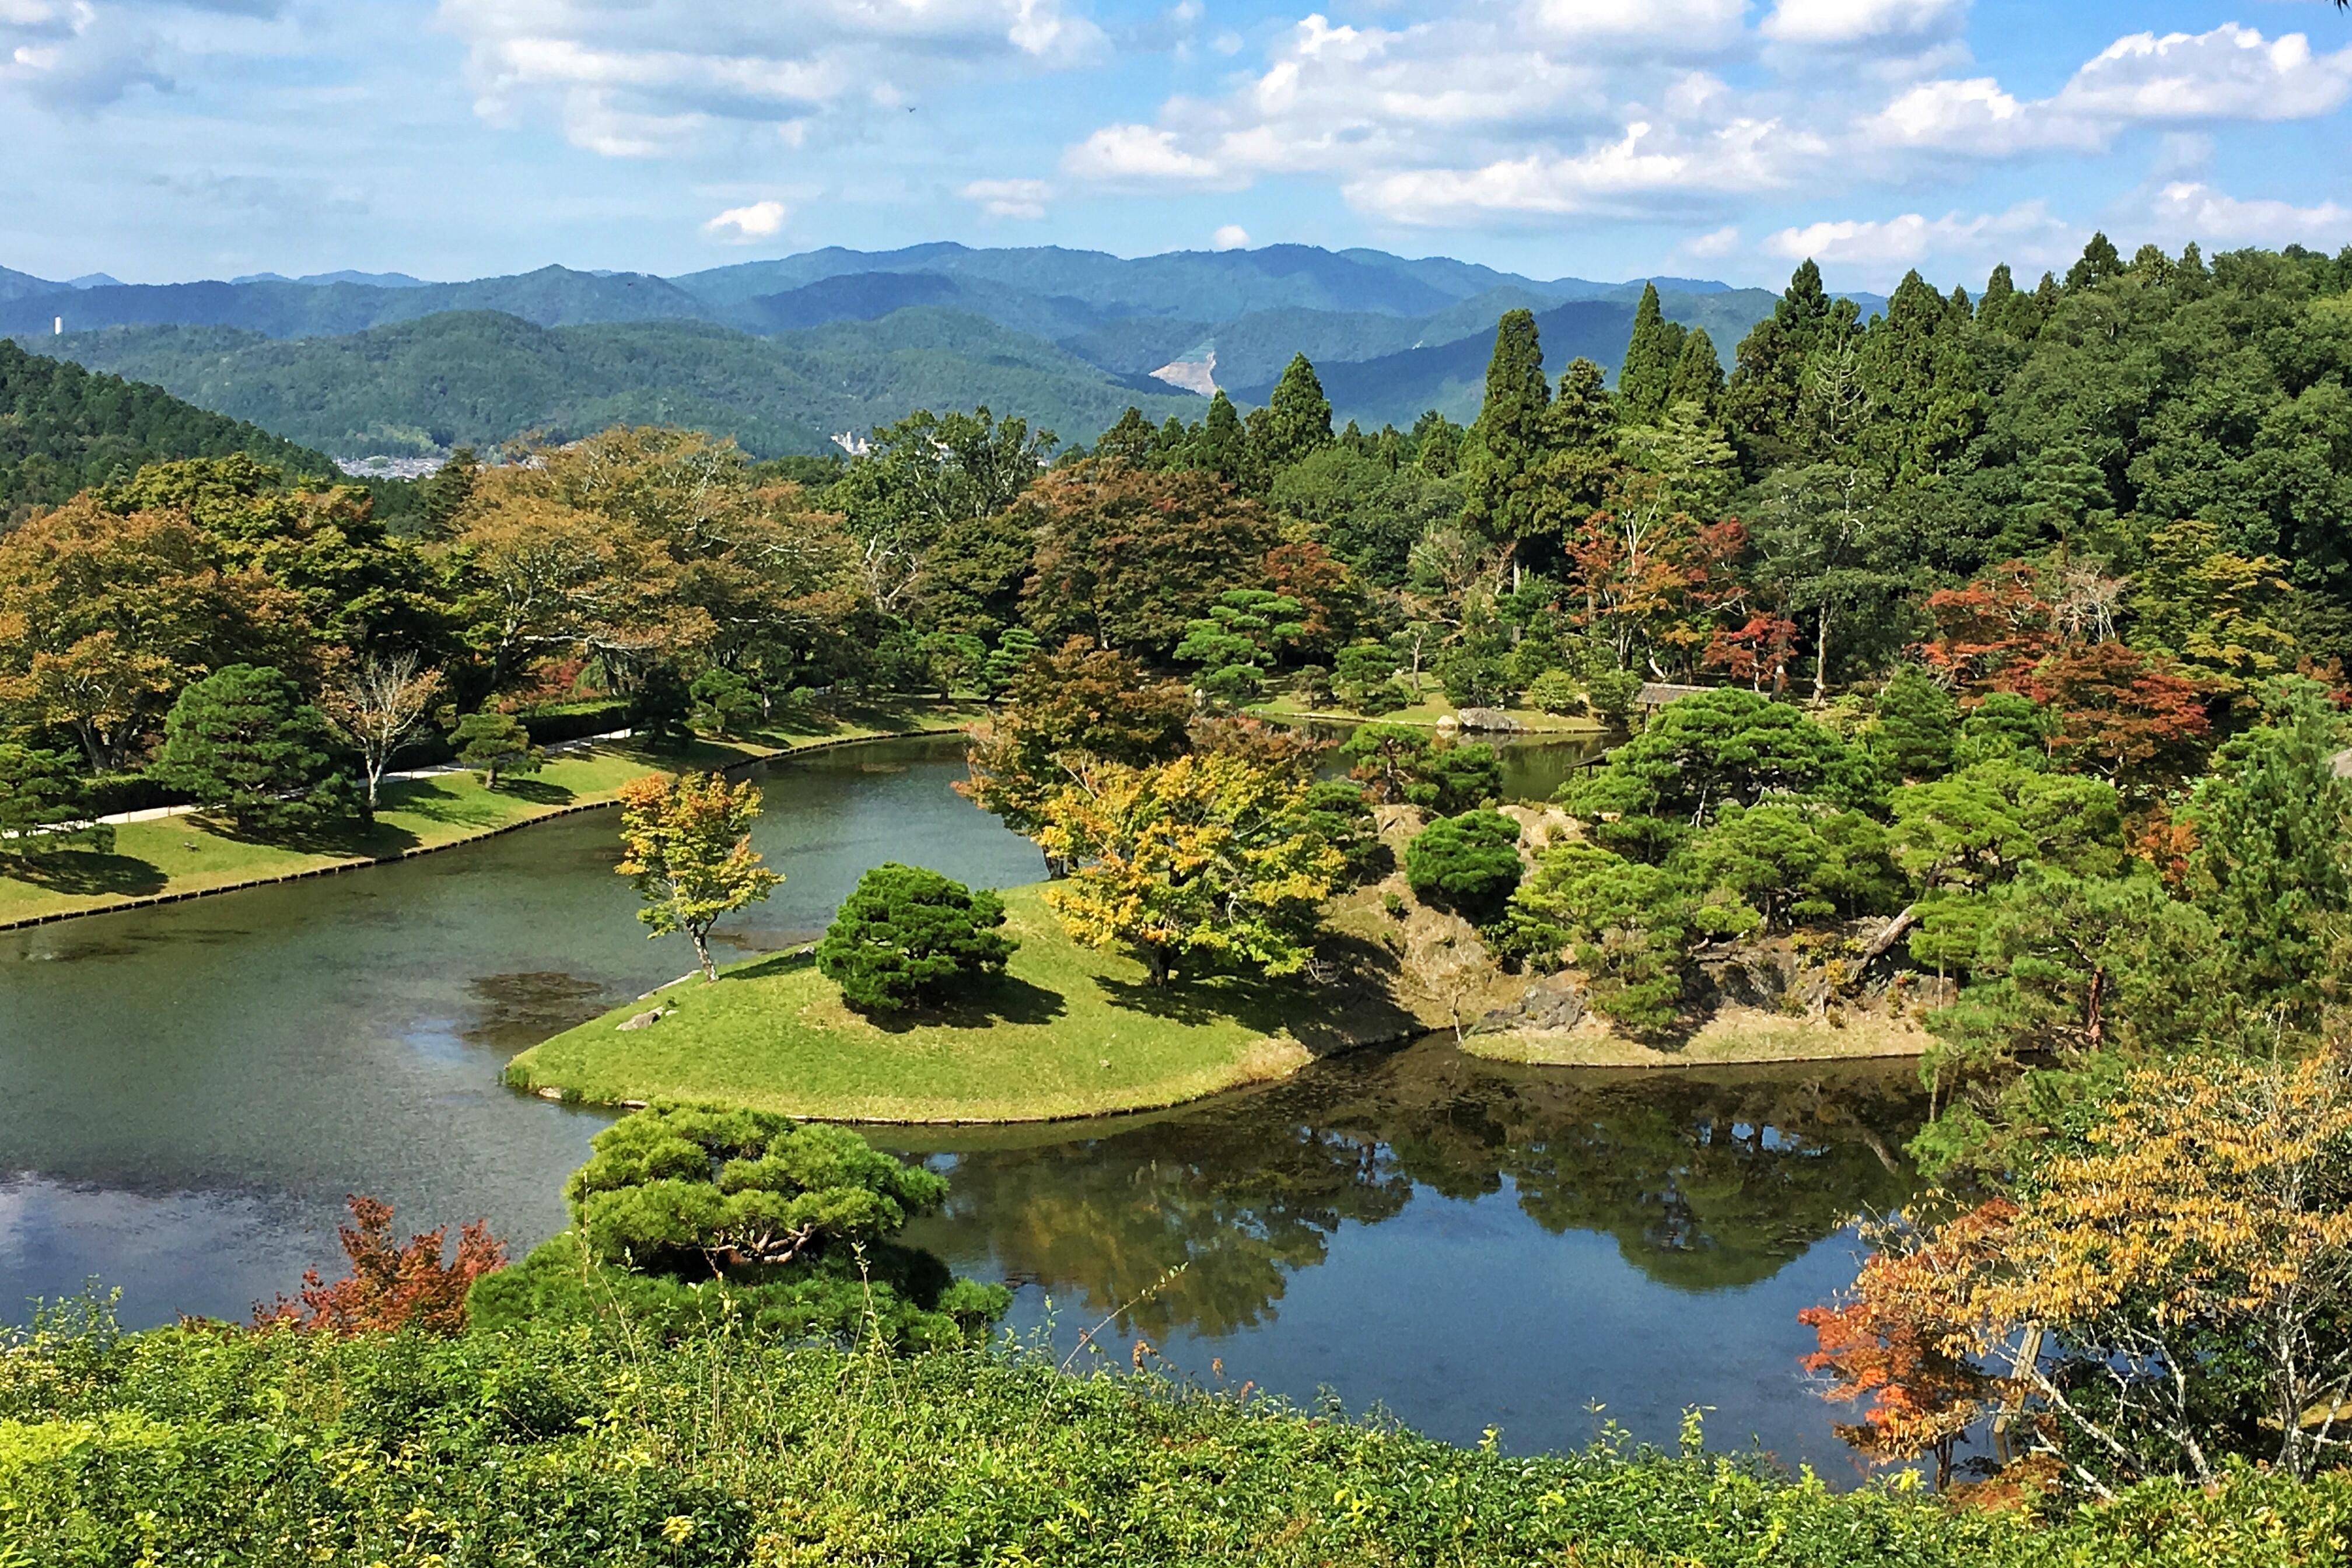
891 1038 1924 1340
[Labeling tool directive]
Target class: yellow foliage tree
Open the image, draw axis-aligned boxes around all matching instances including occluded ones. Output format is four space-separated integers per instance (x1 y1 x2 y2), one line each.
615 771 782 981
1852 1049 2352 1496
1035 752 1341 985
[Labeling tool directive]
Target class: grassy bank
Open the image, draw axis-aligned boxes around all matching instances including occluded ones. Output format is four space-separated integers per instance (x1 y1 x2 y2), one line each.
1465 1005 1936 1069
1252 690 1611 734
509 883 1417 1122
0 700 982 929
2 1310 2337 1567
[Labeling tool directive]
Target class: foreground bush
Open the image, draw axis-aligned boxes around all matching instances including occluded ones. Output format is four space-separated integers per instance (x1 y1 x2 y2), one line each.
4 1302 2347 1567
470 1103 1008 1349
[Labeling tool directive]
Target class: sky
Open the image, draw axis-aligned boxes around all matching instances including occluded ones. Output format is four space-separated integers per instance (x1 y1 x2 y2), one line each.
2 1 2348 293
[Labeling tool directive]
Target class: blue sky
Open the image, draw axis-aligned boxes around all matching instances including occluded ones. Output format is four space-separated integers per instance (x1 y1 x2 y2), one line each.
3 1 2348 292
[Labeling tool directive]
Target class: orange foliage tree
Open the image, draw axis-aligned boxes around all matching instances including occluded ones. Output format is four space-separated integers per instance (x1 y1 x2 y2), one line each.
1917 562 2053 691
1799 1200 2013 1488
256 1194 503 1336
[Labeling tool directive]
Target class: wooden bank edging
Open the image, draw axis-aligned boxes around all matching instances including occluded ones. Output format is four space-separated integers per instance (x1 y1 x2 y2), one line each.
0 723 970 935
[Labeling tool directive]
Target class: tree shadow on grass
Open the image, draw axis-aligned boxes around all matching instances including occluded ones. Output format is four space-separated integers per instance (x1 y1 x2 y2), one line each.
863 974 1069 1034
487 777 575 807
1091 929 1423 1058
2 850 169 898
203 813 425 859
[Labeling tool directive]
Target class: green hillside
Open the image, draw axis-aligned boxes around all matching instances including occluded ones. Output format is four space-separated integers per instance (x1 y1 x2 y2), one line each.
32 307 1205 457
0 337 338 519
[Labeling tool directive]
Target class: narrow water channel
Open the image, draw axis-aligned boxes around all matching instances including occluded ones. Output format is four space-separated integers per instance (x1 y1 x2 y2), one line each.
0 734 1920 1475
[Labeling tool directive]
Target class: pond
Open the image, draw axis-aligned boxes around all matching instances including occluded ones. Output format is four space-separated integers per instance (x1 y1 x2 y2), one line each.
0 734 1919 1475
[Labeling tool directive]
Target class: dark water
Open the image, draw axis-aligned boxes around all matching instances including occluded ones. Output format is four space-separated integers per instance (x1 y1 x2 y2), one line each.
1 734 1918 1474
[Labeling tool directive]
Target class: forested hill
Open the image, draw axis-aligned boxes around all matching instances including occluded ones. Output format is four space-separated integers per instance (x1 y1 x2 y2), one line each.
0 242 1852 459
0 338 336 521
33 309 1208 460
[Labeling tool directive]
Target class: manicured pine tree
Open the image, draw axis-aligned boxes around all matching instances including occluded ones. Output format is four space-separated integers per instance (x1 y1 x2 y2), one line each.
1616 282 1685 423
1260 354 1335 474
150 663 347 834
1458 309 1550 547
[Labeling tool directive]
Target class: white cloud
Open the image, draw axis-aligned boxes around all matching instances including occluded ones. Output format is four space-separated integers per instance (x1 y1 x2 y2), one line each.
2054 23 2352 124
1348 116 1823 225
1528 0 1746 55
437 0 1107 157
703 198 786 242
1868 24 2352 159
1760 0 1968 48
2146 180 2352 250
1763 201 2073 274
1682 224 1742 258
960 177 1051 219
1210 223 1251 250
1062 122 1230 185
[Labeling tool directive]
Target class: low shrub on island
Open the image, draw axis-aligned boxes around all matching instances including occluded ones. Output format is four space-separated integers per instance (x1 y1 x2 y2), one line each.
815 862 1017 1013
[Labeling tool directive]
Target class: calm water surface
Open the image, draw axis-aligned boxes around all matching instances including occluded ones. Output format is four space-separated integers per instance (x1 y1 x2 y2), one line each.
1 734 1918 1474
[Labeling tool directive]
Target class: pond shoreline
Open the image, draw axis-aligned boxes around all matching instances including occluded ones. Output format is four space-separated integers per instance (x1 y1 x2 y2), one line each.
0 718 976 934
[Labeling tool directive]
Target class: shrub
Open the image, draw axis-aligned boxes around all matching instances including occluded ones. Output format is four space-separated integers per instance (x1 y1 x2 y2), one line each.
1526 668 1584 715
1405 809 1525 923
688 668 762 736
470 1102 1009 1348
817 862 1018 1012
450 710 542 789
1586 668 1645 726
253 1194 503 1336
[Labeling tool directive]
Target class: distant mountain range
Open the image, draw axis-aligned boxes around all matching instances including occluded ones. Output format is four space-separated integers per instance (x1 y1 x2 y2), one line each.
1 245 1887 460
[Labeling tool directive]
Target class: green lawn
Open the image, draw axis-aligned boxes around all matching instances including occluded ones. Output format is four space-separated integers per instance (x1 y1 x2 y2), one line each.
1251 691 1607 734
0 700 985 927
508 884 1418 1122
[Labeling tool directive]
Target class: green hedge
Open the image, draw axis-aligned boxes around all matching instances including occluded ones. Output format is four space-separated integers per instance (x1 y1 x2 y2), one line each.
4 1307 2346 1566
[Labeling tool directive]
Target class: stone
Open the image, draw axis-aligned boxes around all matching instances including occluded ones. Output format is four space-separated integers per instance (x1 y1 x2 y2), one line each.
1471 978 1586 1034
1452 706 1525 733
617 1007 667 1032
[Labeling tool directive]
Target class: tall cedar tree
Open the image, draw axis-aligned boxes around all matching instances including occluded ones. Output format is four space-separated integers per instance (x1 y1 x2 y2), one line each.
1458 310 1550 550
1261 354 1335 473
1616 282 1686 423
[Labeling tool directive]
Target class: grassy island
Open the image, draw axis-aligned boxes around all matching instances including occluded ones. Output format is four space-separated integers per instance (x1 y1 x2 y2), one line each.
508 883 1417 1122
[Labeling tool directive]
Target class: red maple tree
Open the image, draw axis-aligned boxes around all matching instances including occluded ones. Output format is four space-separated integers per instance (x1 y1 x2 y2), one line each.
2008 642 2210 788
255 1195 505 1336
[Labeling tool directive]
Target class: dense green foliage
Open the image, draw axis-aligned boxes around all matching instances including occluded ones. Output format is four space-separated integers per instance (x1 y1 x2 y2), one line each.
814 861 1018 1012
0 338 334 519
149 663 348 832
1405 808 1526 922
6 1298 2348 1566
